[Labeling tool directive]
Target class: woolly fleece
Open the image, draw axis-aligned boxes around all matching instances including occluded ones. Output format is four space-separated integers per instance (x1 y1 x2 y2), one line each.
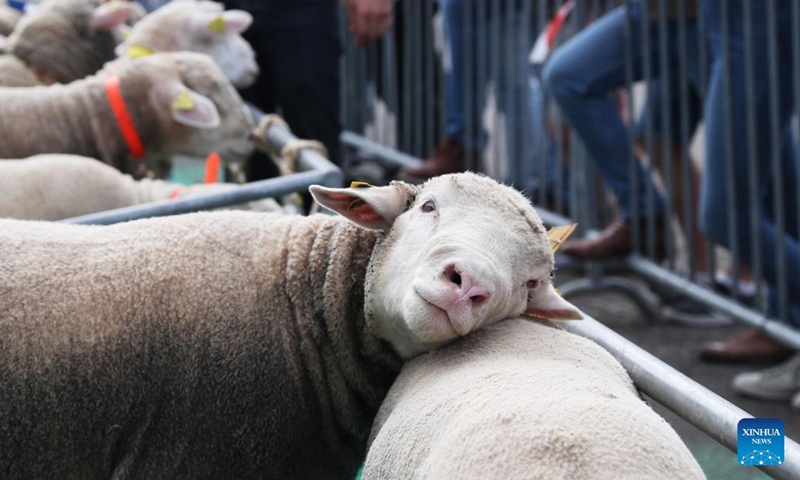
364 319 706 480
0 211 401 480
0 154 282 220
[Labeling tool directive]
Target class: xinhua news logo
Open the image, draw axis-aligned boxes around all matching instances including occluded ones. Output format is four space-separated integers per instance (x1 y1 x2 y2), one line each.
738 418 784 466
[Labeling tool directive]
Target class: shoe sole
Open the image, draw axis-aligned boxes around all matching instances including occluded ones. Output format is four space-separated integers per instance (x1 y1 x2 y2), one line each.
661 306 734 328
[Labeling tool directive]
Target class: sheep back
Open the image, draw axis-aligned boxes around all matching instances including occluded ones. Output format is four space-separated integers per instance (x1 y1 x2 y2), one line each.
364 319 705 480
0 53 40 86
0 211 401 480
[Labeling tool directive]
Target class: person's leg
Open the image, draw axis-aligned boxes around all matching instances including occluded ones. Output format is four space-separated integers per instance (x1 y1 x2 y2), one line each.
401 0 480 179
261 0 342 168
700 0 800 323
541 1 668 259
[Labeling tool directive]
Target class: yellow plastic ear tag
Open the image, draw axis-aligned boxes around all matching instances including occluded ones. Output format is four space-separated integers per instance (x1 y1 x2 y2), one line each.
547 223 578 253
349 181 375 189
105 0 123 13
172 91 195 111
127 44 154 59
208 15 227 33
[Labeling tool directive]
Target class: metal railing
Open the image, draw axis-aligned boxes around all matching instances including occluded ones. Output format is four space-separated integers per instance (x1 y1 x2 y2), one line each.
340 0 800 475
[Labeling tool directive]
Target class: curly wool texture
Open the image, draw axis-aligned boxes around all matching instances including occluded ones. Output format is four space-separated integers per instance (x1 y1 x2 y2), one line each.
0 54 40 86
364 319 706 480
0 211 402 480
0 52 251 174
4 0 118 86
0 154 283 220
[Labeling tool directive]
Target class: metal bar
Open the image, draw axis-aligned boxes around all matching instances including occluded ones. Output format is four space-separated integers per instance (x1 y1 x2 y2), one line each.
627 255 800 351
676 0 695 278
341 131 422 169
401 0 412 153
463 0 475 169
624 1 639 251
505 0 517 184
640 0 656 260
561 315 800 480
411 0 423 157
766 0 788 322
720 0 741 305
424 0 435 153
657 0 675 270
743 0 765 311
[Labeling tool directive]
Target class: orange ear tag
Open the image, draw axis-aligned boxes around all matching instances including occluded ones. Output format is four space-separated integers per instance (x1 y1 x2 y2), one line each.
547 223 578 253
172 91 195 111
208 15 227 33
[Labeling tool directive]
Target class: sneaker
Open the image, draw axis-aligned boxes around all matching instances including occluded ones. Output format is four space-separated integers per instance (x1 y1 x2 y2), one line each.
791 390 800 409
713 270 758 305
732 354 800 401
661 297 734 328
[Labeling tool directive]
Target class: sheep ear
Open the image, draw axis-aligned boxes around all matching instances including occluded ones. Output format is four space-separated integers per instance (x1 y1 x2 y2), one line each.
89 0 133 32
220 10 253 34
309 182 414 231
523 282 583 321
157 83 221 129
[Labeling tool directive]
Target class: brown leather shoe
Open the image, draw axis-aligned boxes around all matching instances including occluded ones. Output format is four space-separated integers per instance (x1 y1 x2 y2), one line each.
561 216 669 260
400 137 479 181
701 329 796 363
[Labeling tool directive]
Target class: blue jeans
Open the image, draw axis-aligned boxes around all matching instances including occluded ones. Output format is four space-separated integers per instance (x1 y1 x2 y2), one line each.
440 0 558 189
701 0 800 325
541 0 697 219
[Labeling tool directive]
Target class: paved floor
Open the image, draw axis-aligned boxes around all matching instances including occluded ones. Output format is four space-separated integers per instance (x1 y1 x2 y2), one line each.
556 267 796 480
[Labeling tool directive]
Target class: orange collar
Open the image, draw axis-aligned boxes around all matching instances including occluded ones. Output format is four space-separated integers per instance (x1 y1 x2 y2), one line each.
105 75 146 159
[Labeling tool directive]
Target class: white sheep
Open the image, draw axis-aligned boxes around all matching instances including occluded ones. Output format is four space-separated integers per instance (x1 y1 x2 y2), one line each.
0 0 136 86
0 1 21 36
117 0 258 88
0 51 253 176
0 154 285 220
363 319 706 480
0 172 581 480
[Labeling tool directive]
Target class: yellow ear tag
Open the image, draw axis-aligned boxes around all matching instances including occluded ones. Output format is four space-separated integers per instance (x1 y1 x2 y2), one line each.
547 223 578 253
105 0 123 13
126 44 154 59
172 91 195 111
208 15 227 34
349 181 376 189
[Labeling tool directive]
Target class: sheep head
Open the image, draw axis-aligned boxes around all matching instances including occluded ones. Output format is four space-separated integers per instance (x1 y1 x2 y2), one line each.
117 0 259 88
311 172 582 359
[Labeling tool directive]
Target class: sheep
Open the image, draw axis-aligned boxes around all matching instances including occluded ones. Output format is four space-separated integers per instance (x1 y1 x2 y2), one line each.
0 51 254 176
117 0 259 88
0 172 582 480
0 154 285 220
0 0 136 86
0 1 21 36
363 319 706 480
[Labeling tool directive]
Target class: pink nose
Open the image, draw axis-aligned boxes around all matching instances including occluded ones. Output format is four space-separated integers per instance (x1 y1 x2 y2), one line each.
443 264 490 307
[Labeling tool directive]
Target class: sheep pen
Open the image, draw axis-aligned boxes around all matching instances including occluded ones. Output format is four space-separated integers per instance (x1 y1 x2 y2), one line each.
0 173 582 480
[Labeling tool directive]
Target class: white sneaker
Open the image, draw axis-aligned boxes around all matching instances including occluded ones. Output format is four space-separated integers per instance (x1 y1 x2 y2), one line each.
791 390 800 409
732 354 800 401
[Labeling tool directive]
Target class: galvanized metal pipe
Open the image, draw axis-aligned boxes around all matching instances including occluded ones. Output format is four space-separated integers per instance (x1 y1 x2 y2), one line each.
561 314 800 480
341 131 422 169
627 254 800 351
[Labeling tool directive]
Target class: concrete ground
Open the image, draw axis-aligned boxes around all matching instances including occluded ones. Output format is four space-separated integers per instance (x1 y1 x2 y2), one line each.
556 267 796 480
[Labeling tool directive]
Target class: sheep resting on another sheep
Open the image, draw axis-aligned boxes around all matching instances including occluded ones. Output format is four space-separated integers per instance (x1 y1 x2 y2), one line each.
0 51 253 176
0 173 581 480
363 319 706 480
0 154 285 220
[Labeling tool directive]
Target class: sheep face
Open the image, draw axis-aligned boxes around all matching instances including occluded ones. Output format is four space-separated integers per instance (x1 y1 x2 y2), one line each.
117 1 259 88
115 52 254 164
311 173 582 359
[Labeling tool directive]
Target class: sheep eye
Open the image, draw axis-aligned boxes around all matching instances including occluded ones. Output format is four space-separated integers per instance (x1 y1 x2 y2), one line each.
526 279 539 289
420 200 436 213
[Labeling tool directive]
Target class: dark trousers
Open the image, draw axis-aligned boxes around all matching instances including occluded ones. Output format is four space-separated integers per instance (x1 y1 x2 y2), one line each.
225 0 343 179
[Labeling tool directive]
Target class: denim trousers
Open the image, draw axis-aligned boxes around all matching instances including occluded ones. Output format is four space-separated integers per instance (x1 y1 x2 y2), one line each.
440 0 559 190
541 0 691 219
701 0 800 325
